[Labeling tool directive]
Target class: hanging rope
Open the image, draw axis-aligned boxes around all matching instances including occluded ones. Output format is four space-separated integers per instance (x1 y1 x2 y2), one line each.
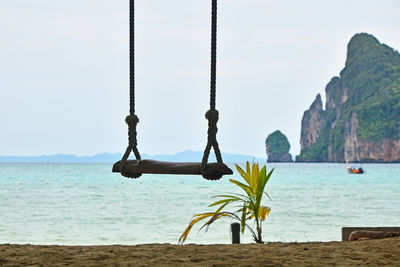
129 0 136 116
201 0 224 179
120 0 141 178
209 0 217 111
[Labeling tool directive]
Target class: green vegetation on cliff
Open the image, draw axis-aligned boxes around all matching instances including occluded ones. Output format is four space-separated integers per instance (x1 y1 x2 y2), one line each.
266 130 290 155
343 34 400 141
297 33 400 162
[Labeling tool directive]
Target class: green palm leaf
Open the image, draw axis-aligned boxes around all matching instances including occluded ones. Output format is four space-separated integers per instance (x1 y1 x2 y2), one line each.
229 179 252 196
235 164 251 185
208 197 239 208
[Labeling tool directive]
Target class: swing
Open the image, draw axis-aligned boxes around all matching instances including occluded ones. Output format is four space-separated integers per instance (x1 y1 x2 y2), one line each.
113 0 233 180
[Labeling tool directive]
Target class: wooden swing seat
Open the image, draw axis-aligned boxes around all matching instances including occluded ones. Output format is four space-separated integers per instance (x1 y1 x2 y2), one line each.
113 159 233 180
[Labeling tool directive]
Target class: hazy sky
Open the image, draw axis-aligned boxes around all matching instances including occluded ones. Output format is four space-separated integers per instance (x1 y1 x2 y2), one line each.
1 0 399 158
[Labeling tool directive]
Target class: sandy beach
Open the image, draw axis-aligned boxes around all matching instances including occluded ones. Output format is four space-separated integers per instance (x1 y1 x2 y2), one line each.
1 237 399 266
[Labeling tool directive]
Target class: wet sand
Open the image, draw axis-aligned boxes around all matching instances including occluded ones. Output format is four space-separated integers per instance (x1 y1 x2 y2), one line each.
1 237 399 266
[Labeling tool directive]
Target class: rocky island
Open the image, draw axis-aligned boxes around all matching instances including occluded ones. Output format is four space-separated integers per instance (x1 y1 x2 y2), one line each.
266 130 293 162
297 33 400 163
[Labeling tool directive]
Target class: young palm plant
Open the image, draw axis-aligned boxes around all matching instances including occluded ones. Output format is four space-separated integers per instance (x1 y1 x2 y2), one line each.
179 162 273 244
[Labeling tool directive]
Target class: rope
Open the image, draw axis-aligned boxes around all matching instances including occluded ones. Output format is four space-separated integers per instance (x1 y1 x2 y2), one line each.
202 0 223 174
210 0 217 111
129 0 135 115
120 0 141 178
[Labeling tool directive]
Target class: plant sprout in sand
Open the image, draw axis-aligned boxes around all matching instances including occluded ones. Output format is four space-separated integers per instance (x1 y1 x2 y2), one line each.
179 162 273 244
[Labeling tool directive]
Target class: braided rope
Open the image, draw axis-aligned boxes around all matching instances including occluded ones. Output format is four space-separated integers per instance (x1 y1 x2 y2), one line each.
210 0 217 111
129 0 135 115
201 0 224 177
120 0 141 178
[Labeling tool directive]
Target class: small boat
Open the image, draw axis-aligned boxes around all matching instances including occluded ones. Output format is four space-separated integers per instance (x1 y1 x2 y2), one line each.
346 165 364 174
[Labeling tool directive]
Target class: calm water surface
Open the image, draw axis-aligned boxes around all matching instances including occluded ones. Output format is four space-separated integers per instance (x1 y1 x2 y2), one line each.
0 163 399 245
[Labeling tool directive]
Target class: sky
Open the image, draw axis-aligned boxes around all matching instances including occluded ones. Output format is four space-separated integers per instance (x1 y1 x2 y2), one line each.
0 0 399 158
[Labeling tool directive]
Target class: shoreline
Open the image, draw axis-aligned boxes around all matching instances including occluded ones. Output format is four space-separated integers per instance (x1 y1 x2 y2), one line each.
1 238 399 266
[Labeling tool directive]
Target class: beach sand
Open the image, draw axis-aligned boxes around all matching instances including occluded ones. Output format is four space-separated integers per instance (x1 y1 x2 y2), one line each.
1 238 399 266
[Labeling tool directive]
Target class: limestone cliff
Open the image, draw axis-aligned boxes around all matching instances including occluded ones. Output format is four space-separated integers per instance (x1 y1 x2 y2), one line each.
344 112 400 162
266 130 293 162
297 33 400 163
300 94 324 150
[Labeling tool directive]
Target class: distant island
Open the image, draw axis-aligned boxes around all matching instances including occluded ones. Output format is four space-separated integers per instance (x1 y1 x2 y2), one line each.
297 33 400 163
265 130 293 162
0 150 265 163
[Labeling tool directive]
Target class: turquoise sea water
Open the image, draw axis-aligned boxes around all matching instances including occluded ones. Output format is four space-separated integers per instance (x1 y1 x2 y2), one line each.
0 163 399 245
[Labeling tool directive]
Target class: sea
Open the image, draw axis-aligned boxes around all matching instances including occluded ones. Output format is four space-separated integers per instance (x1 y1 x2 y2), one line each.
0 163 399 245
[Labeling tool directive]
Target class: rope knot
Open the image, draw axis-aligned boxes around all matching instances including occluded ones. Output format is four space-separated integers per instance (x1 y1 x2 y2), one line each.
125 115 139 125
205 110 219 122
205 110 219 142
121 114 141 163
125 115 139 147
